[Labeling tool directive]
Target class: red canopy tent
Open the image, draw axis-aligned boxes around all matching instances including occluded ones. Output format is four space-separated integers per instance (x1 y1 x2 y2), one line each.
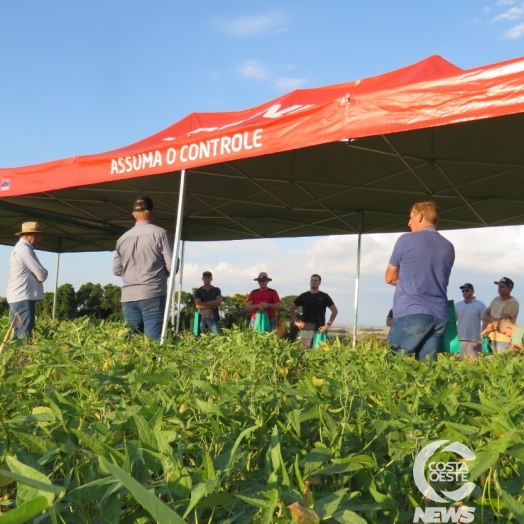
2 54 524 339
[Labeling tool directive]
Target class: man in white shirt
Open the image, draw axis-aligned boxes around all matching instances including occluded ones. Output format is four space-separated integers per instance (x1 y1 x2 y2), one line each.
455 283 486 360
6 222 48 339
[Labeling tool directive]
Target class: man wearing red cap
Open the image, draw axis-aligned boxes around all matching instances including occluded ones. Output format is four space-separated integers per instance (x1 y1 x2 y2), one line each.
113 196 174 340
482 277 519 353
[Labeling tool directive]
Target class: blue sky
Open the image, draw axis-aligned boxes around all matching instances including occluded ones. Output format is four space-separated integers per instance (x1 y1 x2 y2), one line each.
2 1 524 326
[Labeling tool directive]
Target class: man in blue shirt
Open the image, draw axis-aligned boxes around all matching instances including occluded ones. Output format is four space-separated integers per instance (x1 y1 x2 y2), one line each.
385 201 455 361
455 283 486 360
194 271 222 334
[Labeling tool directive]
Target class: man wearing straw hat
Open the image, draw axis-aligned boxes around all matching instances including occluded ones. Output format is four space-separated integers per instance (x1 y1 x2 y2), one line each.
6 221 48 339
246 272 281 330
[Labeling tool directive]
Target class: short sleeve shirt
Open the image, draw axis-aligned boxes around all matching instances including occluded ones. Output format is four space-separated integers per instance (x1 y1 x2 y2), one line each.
455 298 486 341
194 286 221 321
511 326 524 347
294 291 334 330
247 288 280 319
389 228 455 320
487 296 519 343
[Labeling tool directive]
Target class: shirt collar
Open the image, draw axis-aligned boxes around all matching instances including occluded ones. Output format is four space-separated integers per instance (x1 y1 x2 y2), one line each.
135 220 153 227
19 237 33 248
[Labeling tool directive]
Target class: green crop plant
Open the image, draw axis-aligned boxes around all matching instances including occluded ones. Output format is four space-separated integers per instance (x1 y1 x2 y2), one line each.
0 317 522 522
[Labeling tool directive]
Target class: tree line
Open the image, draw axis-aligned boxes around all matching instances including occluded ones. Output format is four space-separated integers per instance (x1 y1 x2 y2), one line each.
0 285 301 337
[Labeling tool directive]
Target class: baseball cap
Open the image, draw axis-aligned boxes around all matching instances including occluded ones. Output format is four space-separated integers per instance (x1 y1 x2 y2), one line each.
494 277 514 288
459 283 474 291
202 271 212 277
132 196 154 212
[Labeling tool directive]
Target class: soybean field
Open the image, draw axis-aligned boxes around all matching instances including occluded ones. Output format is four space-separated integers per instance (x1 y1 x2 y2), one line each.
0 318 523 523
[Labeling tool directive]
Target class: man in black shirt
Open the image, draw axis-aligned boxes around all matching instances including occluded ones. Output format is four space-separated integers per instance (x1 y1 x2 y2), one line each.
194 271 222 334
289 274 338 348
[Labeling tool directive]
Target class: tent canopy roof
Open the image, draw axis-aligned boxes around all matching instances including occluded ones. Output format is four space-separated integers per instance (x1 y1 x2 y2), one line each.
2 54 524 252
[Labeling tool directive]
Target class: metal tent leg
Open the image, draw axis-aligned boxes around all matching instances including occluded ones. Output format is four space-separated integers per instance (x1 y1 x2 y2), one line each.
161 170 187 345
52 242 61 320
175 240 185 334
352 231 362 348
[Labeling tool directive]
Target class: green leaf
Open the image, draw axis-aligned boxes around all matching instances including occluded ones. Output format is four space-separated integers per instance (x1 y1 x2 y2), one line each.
498 487 524 523
467 450 499 480
99 456 185 524
4 456 63 507
0 495 48 524
332 509 368 524
183 480 216 518
314 489 349 518
4 412 56 424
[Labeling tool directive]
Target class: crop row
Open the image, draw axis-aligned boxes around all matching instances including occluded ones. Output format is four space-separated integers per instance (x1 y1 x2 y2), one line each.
0 318 523 523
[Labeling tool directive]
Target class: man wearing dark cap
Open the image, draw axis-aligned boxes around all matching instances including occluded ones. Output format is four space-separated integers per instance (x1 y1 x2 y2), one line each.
113 196 173 340
6 222 48 339
194 271 222 334
482 277 519 353
455 283 486 359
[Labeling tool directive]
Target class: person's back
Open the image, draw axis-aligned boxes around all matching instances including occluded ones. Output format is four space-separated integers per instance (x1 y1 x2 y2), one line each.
392 229 454 320
113 196 173 340
115 222 171 302
386 201 455 362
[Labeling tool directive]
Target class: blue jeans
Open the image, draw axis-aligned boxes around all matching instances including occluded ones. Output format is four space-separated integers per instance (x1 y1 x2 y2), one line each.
122 296 166 340
388 314 448 362
200 318 219 334
9 300 36 339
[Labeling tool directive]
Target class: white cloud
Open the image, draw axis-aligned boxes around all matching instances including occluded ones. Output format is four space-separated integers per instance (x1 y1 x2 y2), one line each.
473 17 482 24
272 77 307 91
493 3 524 21
497 0 515 5
238 60 270 80
484 6 492 12
217 11 288 37
236 61 307 91
502 21 524 36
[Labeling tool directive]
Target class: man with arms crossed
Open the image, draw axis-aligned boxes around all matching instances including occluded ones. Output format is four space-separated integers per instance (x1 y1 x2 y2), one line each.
194 271 222 334
482 277 519 353
385 201 455 361
245 272 281 330
6 222 48 339
289 274 338 349
455 283 485 360
113 196 173 340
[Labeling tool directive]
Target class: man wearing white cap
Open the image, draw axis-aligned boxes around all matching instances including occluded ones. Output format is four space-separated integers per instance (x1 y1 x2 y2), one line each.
6 222 48 339
455 283 486 359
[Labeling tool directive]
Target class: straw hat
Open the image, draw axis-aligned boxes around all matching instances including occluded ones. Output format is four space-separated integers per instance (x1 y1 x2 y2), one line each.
254 272 272 281
15 222 43 236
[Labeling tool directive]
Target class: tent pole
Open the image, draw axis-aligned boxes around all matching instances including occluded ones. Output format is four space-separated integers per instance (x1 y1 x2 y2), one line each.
175 240 186 334
352 221 362 349
52 241 61 320
161 169 186 344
